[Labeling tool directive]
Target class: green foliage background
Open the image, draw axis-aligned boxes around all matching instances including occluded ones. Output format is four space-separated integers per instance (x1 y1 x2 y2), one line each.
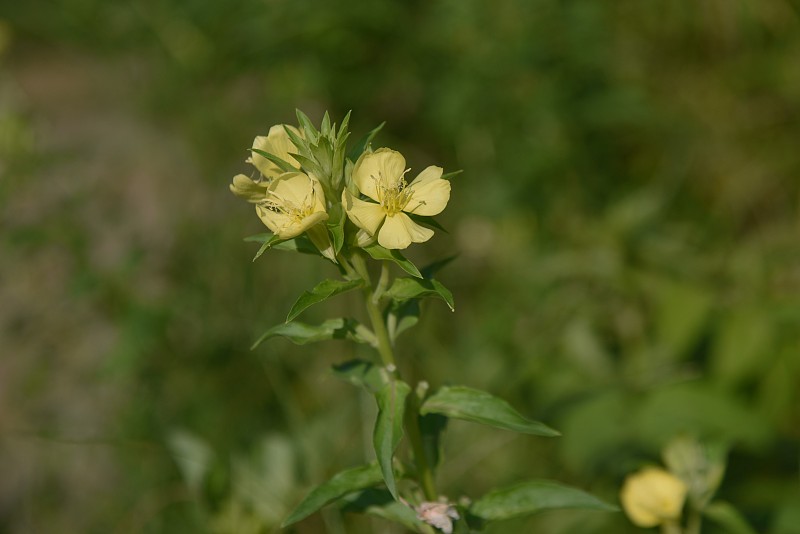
1 0 799 532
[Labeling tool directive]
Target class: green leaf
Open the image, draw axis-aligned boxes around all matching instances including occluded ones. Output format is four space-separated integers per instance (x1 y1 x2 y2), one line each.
374 380 411 499
470 480 618 521
703 501 758 534
348 121 386 161
251 318 364 349
408 214 448 233
250 148 297 173
341 489 427 532
320 111 331 136
271 236 324 256
387 299 420 343
332 359 389 393
420 386 559 436
286 278 364 322
295 109 320 144
419 413 448 472
421 255 458 279
386 277 455 312
282 463 384 527
440 169 463 180
244 233 285 261
363 243 422 278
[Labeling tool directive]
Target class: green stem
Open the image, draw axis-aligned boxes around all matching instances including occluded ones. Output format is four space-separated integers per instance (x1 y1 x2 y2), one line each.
354 252 438 501
686 508 702 534
661 521 682 534
406 390 438 501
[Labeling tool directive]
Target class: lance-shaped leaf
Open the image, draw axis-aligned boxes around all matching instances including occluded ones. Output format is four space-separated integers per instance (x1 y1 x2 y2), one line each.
420 386 559 437
327 202 347 255
387 299 420 343
250 148 297 174
348 121 386 161
374 380 411 499
332 359 389 393
363 243 422 278
251 318 365 349
295 108 320 144
387 277 455 312
342 489 427 532
286 278 365 322
470 480 618 521
703 501 758 534
244 233 286 261
282 463 384 528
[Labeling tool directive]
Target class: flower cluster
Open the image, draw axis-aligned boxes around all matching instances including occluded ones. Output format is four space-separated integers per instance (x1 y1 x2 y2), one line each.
230 111 451 261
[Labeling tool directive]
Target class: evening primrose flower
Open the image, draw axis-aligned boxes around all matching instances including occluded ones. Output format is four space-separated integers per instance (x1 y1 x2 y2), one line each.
343 148 450 250
230 171 334 260
620 467 688 528
247 124 303 179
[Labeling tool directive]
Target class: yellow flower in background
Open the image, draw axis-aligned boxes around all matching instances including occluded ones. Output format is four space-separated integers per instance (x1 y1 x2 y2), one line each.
620 467 688 528
343 148 450 249
247 124 303 179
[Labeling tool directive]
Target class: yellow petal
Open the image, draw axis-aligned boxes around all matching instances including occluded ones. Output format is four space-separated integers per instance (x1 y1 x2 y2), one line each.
256 206 327 239
620 467 688 528
343 189 386 235
230 174 269 203
248 124 303 178
405 169 451 216
270 172 317 205
352 148 406 201
378 212 433 249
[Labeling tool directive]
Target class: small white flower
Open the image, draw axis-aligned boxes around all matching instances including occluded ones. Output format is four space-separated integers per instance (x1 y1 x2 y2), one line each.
415 501 460 534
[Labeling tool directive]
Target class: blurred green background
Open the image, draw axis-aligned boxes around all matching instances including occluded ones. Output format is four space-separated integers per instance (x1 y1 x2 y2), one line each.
1 1 799 532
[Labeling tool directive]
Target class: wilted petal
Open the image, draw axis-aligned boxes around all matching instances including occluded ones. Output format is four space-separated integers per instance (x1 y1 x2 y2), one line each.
230 174 269 203
406 169 450 216
248 124 303 178
343 190 386 235
378 212 433 249
353 148 406 202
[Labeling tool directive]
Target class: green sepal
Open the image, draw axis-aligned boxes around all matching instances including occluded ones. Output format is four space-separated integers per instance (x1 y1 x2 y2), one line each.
469 480 618 521
374 380 411 499
332 359 390 393
281 462 384 528
703 501 758 534
250 148 297 173
363 243 422 278
386 277 455 312
286 278 365 322
348 121 385 161
341 489 428 532
251 318 366 349
420 386 560 436
441 169 463 180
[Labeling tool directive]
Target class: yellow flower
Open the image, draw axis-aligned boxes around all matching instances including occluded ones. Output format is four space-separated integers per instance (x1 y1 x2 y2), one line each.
620 467 688 528
247 124 303 179
343 148 451 250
